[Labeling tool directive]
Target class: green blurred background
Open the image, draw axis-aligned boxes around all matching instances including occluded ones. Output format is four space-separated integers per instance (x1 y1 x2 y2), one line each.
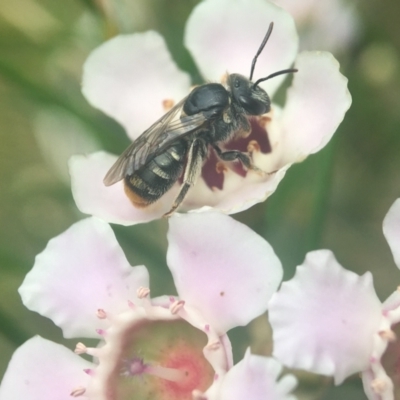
0 0 399 398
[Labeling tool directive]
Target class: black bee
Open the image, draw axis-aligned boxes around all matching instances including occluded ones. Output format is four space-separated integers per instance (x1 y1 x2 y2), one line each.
104 22 297 216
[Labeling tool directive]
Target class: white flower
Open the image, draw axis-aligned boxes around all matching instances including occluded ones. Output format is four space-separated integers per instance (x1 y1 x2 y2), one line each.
269 198 400 400
69 0 351 225
0 212 294 399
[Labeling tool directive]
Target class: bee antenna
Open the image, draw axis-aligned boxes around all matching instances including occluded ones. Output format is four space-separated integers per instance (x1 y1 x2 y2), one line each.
249 22 274 81
253 68 298 89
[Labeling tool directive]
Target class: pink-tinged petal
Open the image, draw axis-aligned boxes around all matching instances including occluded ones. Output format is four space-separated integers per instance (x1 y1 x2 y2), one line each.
167 212 283 334
219 349 297 400
279 51 352 162
82 32 191 140
382 290 400 314
362 367 394 400
272 0 361 53
185 0 298 96
383 198 400 269
69 152 179 225
184 164 288 215
19 217 149 338
0 336 92 400
269 250 383 384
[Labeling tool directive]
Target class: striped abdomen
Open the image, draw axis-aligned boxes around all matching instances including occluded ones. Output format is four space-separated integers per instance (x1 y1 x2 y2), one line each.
124 141 188 207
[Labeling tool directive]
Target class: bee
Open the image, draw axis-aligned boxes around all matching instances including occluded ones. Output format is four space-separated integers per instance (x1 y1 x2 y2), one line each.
104 22 297 216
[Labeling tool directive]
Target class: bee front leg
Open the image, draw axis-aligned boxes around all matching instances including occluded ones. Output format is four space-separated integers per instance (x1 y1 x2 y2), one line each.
213 145 273 175
163 139 207 217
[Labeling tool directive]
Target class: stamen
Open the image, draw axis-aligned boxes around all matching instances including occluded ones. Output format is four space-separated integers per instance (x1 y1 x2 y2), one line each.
70 386 86 397
205 341 220 351
96 309 107 319
379 329 397 342
170 300 185 315
96 328 106 337
162 99 175 112
371 378 388 394
83 368 95 376
257 114 271 128
215 162 228 174
247 140 260 153
137 287 150 299
74 342 87 354
220 72 229 85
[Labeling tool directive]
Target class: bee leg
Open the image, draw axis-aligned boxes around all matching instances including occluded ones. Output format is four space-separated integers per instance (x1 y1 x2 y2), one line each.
164 139 207 217
213 145 274 175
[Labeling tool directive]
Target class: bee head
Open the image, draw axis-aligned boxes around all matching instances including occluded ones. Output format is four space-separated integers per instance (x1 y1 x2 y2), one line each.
229 73 271 116
232 22 297 116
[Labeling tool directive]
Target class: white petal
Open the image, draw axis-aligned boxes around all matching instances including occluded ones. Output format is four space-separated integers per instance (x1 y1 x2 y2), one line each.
0 336 92 400
167 211 282 334
185 0 298 96
383 198 400 269
219 349 297 400
34 108 101 183
19 217 149 338
269 250 383 384
69 152 178 225
82 32 191 140
279 51 352 163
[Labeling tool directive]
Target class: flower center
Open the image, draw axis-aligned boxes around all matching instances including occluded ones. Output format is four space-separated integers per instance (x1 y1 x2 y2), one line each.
72 292 228 400
201 117 271 190
117 321 214 400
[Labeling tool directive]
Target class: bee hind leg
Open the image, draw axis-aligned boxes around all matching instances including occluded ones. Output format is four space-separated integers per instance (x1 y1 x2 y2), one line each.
163 139 207 217
213 145 274 176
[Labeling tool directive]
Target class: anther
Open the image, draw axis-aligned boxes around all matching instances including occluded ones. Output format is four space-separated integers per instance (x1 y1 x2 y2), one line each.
247 140 260 153
170 300 185 315
74 342 87 355
137 287 150 299
371 378 388 394
96 328 106 336
257 115 271 128
220 72 229 85
96 309 107 319
206 341 221 351
204 324 210 333
379 329 397 342
70 386 86 397
162 99 174 112
216 162 228 174
83 368 95 376
127 300 135 309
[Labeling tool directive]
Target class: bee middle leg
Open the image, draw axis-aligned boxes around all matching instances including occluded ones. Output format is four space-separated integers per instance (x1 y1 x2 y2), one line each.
163 139 207 217
212 145 271 175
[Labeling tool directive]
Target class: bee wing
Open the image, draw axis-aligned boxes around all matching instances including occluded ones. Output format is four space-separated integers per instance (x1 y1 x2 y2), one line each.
103 98 208 186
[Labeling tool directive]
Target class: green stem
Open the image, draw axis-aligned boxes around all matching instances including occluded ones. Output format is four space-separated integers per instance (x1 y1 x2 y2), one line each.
305 137 338 251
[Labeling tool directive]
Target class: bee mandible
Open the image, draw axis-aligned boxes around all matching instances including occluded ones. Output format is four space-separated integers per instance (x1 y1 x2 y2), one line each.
103 22 297 216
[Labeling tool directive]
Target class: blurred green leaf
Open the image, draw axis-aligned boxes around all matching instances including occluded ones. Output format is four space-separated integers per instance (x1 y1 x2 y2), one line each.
0 306 31 347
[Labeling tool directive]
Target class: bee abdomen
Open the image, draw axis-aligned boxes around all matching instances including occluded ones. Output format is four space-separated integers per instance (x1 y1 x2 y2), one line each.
124 141 188 207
